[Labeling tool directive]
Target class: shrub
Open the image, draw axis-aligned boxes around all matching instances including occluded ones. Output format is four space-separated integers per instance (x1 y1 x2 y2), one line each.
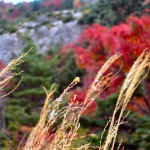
0 19 8 34
7 24 17 33
62 13 74 23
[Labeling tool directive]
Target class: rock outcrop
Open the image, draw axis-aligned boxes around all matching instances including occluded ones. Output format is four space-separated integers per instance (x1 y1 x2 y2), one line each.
0 33 23 63
29 20 82 52
0 11 83 63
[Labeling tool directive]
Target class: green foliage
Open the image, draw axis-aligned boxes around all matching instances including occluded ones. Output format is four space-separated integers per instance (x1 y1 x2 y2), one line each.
0 20 8 34
115 113 150 149
79 0 150 26
17 34 85 98
5 98 38 131
0 132 13 149
14 50 84 99
0 19 18 34
79 92 150 149
27 13 37 21
48 11 72 22
30 0 41 12
7 24 17 33
0 22 6 34
71 128 92 149
80 93 118 130
62 13 74 23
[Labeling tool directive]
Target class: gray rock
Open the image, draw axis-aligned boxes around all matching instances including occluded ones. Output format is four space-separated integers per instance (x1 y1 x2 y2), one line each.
0 33 22 63
22 21 38 28
51 20 63 27
73 12 83 20
29 20 83 52
82 0 98 4
18 28 28 34
48 20 82 45
37 15 50 24
0 12 83 62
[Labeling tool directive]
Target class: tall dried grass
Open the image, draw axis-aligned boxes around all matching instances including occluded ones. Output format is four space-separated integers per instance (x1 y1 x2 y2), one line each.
0 51 27 137
0 51 29 99
100 50 150 150
24 53 120 150
24 50 150 150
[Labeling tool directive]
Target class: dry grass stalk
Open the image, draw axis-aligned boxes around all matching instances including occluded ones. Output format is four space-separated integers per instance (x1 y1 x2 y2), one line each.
24 53 121 150
101 50 150 150
0 51 29 99
0 51 27 149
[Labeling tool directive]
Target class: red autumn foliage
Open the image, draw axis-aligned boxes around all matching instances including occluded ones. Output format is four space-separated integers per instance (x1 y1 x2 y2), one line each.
42 131 55 143
0 1 14 20
9 10 20 19
22 2 31 11
62 15 150 114
69 90 97 115
45 55 52 62
42 0 63 9
0 61 5 70
73 0 82 8
128 97 150 116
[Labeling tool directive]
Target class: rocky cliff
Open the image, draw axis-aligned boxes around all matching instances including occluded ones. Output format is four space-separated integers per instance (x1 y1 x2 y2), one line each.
0 10 83 63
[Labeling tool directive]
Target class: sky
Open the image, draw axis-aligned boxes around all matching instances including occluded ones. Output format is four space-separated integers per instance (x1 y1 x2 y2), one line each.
2 0 33 4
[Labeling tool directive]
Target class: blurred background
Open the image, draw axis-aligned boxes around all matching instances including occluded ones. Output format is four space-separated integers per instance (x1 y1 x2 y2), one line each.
0 0 150 149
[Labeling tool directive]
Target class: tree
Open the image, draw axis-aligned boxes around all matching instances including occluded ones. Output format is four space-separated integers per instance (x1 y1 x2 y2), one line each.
30 0 41 11
79 0 150 26
62 14 150 114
